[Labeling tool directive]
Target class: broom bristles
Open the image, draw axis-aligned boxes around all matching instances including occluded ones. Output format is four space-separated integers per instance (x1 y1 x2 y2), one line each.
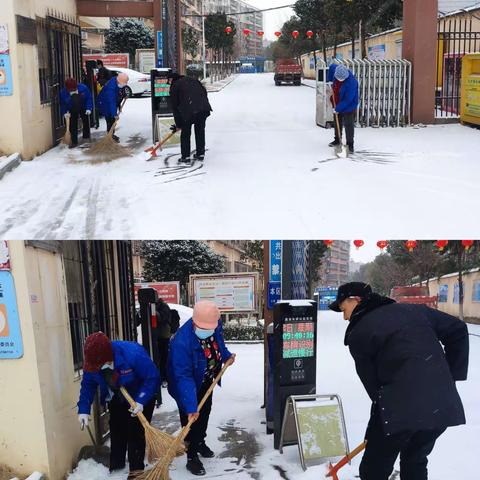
144 425 185 463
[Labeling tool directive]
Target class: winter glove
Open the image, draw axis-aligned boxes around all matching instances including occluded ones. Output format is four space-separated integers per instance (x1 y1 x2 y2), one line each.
78 413 89 429
332 109 337 114
129 402 144 417
115 115 120 121
85 110 92 116
64 112 71 119
170 124 178 133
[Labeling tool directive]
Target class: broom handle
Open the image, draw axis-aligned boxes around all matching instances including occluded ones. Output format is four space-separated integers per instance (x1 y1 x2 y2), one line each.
181 357 234 439
331 91 342 142
107 119 119 138
151 130 178 154
119 386 151 431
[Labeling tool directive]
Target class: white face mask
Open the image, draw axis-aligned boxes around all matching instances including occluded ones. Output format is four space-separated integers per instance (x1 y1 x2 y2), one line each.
101 362 114 370
118 82 127 88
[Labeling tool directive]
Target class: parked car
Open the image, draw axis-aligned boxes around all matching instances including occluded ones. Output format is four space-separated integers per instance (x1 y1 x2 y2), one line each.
105 66 151 97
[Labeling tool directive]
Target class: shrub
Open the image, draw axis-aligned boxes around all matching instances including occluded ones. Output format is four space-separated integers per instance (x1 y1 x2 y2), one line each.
223 323 264 341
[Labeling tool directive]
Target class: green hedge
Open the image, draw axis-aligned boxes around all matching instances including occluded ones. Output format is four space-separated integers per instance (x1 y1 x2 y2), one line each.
223 324 264 341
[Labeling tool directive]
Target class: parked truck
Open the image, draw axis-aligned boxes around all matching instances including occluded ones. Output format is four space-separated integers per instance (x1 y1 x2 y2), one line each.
390 286 438 308
274 58 302 86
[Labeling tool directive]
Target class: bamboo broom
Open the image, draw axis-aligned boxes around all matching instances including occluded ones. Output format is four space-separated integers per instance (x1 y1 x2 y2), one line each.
120 386 185 463
136 357 235 480
62 115 72 147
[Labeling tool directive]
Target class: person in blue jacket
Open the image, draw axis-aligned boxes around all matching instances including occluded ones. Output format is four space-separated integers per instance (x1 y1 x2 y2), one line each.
77 332 160 479
168 301 236 476
97 72 129 142
331 64 359 153
60 78 93 148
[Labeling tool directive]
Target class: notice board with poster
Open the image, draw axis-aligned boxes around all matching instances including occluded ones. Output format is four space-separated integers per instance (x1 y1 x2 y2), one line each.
0 270 23 359
190 273 259 313
134 281 180 305
279 394 349 471
0 24 13 96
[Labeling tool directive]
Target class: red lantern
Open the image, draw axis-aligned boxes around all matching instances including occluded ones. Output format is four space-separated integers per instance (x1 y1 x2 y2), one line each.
274 31 282 38
225 26 232 34
353 240 364 250
292 30 299 39
462 240 474 251
257 31 264 37
243 28 251 36
323 240 334 248
435 240 449 251
377 240 388 251
306 30 314 39
405 240 417 253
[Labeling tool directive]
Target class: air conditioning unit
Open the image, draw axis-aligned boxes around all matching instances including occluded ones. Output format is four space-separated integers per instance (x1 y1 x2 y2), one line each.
81 30 88 40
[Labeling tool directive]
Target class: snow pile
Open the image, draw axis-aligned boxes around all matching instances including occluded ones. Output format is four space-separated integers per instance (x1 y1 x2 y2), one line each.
68 459 109 480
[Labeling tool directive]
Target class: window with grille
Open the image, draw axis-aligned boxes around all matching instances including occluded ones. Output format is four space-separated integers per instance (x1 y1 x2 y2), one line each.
36 19 50 105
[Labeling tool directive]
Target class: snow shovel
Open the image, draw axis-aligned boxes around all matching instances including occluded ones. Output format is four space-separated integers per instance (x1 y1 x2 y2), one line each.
325 441 367 480
144 129 181 159
77 421 110 468
331 95 348 159
136 356 235 480
62 115 72 147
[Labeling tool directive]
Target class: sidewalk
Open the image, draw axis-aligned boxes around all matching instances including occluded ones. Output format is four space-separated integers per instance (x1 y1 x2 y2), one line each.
204 75 238 93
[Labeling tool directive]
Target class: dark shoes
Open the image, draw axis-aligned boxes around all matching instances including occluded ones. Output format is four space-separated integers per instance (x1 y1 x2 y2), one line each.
68 143 78 149
179 157 191 164
186 455 206 476
197 442 215 458
348 144 354 153
193 154 205 161
329 140 340 147
112 135 120 143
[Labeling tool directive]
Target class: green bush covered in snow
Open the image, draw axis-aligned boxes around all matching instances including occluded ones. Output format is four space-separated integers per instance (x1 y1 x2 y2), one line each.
222 323 264 341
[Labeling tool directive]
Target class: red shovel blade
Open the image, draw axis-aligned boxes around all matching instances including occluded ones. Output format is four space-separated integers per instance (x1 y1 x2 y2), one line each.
325 462 339 480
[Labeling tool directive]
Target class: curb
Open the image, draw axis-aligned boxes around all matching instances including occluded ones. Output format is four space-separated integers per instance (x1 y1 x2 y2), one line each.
205 75 238 93
0 153 21 181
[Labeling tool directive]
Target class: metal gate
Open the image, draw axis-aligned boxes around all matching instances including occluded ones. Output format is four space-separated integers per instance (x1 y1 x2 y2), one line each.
436 10 480 119
38 13 82 144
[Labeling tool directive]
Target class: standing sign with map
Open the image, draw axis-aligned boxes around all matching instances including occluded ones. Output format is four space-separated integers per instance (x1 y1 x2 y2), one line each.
191 273 258 313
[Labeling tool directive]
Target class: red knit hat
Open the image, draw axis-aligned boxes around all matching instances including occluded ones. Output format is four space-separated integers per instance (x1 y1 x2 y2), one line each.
83 332 113 372
65 78 78 92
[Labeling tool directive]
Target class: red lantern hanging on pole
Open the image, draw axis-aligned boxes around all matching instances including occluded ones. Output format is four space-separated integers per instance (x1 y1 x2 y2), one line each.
257 31 264 37
292 30 299 39
377 240 388 251
353 240 364 250
462 240 474 251
243 28 251 36
225 26 232 34
435 240 449 251
405 240 417 253
274 31 282 38
306 30 314 39
323 240 334 249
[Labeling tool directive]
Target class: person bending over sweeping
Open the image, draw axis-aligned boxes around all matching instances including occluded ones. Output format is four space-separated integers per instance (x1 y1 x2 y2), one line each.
60 78 93 148
328 64 359 154
77 332 160 479
329 282 469 480
168 301 236 476
97 72 129 143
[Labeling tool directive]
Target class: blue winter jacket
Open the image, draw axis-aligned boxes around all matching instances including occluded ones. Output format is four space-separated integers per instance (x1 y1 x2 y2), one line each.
60 83 93 115
97 77 119 118
167 319 232 414
77 341 160 415
336 72 359 114
327 64 338 83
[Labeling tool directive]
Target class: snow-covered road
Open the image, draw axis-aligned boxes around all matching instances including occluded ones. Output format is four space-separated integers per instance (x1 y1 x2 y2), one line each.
1 73 479 239
68 313 479 480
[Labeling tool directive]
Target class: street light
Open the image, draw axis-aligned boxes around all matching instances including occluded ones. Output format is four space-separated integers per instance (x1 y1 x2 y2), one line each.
202 2 207 80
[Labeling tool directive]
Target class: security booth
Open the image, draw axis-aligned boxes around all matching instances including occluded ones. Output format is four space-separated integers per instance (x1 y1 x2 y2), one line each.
460 53 480 127
150 67 180 147
316 60 334 128
272 300 317 449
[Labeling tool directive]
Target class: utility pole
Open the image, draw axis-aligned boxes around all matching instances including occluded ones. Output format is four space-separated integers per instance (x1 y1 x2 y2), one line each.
202 2 207 80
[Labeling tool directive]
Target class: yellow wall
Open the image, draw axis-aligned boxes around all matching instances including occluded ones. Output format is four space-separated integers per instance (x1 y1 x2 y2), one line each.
0 241 89 479
0 0 77 159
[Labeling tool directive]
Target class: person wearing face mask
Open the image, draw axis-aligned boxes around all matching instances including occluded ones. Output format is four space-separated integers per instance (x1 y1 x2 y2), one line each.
77 332 160 479
97 72 129 142
167 301 236 476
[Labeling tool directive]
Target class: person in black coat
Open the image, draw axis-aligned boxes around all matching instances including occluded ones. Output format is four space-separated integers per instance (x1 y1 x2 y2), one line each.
168 72 212 163
329 282 469 480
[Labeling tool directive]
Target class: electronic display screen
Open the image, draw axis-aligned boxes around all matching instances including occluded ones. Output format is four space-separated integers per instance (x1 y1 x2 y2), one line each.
282 322 314 358
154 80 170 97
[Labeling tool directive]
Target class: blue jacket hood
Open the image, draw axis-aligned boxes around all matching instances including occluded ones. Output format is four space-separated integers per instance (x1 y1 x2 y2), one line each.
77 340 160 414
327 64 338 83
167 318 232 414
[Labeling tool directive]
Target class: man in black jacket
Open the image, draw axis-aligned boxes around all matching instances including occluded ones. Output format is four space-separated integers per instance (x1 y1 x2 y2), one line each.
168 72 212 163
329 282 469 480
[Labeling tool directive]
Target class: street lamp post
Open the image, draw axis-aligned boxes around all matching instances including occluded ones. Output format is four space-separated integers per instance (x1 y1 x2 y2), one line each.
202 3 207 81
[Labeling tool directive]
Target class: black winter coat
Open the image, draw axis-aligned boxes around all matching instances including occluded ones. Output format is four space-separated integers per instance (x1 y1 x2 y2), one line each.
170 76 212 127
345 294 469 436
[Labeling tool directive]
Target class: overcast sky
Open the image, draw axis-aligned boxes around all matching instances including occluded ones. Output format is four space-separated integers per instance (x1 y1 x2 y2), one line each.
246 0 295 40
349 240 382 264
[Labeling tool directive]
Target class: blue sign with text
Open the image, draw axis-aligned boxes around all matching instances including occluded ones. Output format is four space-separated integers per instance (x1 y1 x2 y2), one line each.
0 270 23 359
269 240 282 283
0 54 13 96
268 282 282 310
157 31 163 68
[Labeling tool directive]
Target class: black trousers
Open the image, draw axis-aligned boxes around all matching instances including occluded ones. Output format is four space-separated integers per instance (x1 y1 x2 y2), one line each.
180 113 208 158
360 413 446 480
106 116 116 134
179 380 213 457
334 111 355 147
69 111 91 146
158 338 169 381
108 395 155 472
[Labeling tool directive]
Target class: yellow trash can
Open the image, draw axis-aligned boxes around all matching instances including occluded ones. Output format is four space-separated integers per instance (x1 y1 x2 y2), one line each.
460 53 480 126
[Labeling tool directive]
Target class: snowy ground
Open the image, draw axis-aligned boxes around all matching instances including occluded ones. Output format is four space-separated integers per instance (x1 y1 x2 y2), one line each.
1 73 480 239
68 313 479 480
